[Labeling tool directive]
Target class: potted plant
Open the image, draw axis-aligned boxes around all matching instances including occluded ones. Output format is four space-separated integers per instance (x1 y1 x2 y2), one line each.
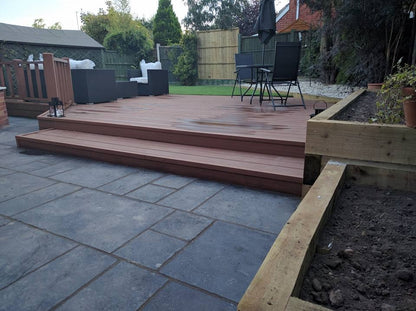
376 62 416 128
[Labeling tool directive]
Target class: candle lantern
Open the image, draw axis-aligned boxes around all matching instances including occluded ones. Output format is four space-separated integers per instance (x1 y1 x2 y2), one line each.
48 97 64 117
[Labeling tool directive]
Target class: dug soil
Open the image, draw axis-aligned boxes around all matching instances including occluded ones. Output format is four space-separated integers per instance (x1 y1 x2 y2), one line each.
299 184 416 310
332 91 405 124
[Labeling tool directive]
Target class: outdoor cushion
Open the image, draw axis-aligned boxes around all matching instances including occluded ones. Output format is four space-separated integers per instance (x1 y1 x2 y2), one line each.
130 76 148 84
139 59 162 78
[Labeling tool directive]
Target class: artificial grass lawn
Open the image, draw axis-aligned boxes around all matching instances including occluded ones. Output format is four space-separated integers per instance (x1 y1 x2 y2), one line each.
169 85 283 96
169 84 339 103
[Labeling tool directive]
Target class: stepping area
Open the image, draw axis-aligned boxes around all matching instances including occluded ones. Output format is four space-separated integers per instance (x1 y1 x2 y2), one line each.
1 117 301 310
16 94 316 195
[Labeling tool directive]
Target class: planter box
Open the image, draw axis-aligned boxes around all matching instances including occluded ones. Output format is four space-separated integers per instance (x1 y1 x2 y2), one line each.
303 89 416 189
238 91 415 310
238 161 415 311
0 87 9 127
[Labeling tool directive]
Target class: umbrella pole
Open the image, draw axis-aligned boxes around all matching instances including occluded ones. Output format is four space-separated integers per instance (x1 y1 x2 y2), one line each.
262 44 265 65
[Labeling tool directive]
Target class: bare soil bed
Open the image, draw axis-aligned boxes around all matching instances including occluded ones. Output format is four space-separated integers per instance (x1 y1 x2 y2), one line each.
332 91 405 124
299 184 416 310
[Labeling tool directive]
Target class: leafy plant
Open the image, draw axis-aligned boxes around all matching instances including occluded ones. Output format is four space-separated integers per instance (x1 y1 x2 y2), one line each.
376 61 416 123
153 0 182 46
173 32 198 85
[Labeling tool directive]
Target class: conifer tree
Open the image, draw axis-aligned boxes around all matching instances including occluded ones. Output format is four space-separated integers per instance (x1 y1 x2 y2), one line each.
153 0 182 45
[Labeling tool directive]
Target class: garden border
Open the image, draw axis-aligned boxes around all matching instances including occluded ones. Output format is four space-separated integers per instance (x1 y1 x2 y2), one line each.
238 89 415 310
238 160 415 311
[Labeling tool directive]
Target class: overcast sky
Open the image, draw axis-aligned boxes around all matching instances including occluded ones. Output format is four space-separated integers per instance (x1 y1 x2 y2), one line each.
0 0 288 30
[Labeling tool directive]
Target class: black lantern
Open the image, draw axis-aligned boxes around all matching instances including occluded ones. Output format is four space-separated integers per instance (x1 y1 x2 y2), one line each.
49 97 64 117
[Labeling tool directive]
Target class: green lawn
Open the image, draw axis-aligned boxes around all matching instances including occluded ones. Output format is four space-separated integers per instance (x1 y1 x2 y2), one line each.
169 84 284 96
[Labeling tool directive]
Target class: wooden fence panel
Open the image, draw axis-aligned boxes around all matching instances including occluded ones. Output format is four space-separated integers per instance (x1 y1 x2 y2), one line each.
197 28 239 80
103 51 137 81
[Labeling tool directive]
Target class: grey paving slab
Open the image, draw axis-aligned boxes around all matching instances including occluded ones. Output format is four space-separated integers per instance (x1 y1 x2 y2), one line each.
50 162 137 188
115 230 186 269
0 216 10 226
0 151 45 169
161 221 275 302
98 169 164 195
30 158 91 177
0 131 20 146
58 261 167 311
195 186 300 234
13 160 51 173
158 180 225 211
0 222 76 289
0 145 15 156
16 189 172 252
0 173 55 203
152 210 213 240
142 281 236 311
0 246 116 311
0 183 81 216
152 174 194 189
0 167 13 176
127 184 175 203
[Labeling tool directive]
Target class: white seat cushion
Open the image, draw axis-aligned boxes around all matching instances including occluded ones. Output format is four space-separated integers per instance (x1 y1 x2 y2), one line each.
140 60 162 78
130 77 148 84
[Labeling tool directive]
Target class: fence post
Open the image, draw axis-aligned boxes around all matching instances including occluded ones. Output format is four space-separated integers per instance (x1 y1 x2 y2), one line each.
43 53 59 101
61 57 74 108
12 59 27 99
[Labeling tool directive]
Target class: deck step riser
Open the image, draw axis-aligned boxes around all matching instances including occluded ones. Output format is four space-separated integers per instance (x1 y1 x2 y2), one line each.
16 134 302 196
38 118 305 158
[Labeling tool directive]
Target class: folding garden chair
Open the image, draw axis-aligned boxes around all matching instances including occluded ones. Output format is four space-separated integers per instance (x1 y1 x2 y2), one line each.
231 53 257 101
261 42 306 110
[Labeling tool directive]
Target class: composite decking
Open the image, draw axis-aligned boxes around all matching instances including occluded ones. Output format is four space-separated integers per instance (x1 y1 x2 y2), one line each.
16 94 320 195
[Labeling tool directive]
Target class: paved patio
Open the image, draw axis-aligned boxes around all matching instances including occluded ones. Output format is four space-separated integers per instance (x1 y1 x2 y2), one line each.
0 117 300 310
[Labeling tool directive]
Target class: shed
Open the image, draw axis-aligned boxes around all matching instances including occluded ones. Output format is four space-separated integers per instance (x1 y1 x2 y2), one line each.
0 22 104 67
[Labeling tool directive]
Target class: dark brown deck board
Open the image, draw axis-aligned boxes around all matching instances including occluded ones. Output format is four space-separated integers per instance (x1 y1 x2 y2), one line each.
17 129 303 195
37 95 318 158
17 129 303 181
16 95 324 195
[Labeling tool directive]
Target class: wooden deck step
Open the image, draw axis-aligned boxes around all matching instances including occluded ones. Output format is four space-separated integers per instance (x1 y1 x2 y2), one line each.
16 129 304 195
38 113 305 158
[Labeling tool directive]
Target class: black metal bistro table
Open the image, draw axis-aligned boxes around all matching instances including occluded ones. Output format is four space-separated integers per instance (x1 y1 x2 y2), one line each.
235 64 272 105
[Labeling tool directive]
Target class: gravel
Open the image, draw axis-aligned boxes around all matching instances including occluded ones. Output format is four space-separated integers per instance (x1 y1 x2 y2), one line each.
273 78 360 99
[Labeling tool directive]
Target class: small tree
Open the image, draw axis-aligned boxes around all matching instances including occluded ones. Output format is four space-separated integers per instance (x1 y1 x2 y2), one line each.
81 9 112 44
81 0 153 61
183 0 248 31
103 25 153 59
236 0 260 36
32 18 62 30
173 32 198 85
153 0 182 45
32 18 46 29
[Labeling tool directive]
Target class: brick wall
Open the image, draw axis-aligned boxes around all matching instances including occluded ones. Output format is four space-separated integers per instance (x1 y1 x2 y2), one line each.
276 0 321 32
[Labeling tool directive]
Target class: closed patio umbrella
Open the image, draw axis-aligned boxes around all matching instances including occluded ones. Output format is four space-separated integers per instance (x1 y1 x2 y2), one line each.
254 0 276 64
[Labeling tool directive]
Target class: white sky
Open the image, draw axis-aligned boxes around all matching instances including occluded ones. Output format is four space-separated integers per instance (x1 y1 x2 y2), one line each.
0 0 288 30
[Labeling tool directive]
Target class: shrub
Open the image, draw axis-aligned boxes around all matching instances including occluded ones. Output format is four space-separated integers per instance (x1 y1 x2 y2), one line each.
376 61 416 123
173 32 198 86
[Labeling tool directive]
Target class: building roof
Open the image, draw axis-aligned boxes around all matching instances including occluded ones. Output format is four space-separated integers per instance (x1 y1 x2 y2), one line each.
0 23 104 49
276 4 290 23
278 19 314 33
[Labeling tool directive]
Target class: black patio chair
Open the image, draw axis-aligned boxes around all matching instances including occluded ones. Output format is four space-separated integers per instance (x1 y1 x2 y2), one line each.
231 53 256 101
261 42 306 110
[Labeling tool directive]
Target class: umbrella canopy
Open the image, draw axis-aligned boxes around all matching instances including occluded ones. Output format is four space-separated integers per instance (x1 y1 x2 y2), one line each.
254 0 276 45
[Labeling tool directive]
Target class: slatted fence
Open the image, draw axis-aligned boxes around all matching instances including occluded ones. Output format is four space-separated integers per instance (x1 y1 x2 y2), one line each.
196 28 239 81
103 51 137 81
